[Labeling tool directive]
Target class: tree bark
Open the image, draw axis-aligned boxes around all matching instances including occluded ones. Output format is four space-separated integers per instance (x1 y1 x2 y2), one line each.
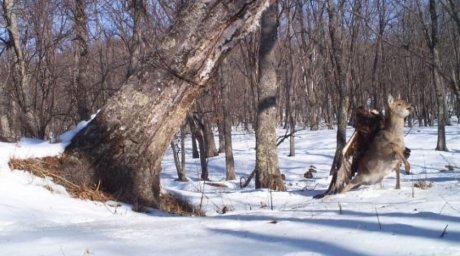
180 126 186 175
59 0 271 209
439 0 460 124
188 115 209 181
195 110 219 158
427 0 448 151
217 118 225 153
220 64 236 180
327 0 350 175
126 0 146 79
2 0 34 138
255 0 286 191
171 138 188 182
190 130 200 159
74 0 90 121
285 5 296 156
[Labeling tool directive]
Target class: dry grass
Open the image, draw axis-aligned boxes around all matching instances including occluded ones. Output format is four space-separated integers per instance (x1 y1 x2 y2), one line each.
160 193 205 216
204 182 228 188
9 157 204 216
413 180 433 189
9 157 111 201
445 164 457 171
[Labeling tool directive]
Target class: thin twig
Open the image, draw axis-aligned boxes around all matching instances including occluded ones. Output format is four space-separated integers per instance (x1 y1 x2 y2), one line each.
270 189 274 211
375 208 382 230
440 196 460 214
440 225 449 238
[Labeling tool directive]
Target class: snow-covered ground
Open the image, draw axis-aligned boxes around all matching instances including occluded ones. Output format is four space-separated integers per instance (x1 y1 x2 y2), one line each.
1 118 459 256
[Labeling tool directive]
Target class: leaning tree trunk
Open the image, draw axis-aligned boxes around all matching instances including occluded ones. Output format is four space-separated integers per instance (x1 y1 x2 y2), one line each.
59 0 271 209
327 0 350 175
255 0 286 191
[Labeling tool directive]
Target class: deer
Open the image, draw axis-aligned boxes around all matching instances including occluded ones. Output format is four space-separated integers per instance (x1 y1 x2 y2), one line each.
342 94 414 193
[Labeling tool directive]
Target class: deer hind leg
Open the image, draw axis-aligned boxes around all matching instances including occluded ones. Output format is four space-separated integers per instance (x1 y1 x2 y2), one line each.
403 148 411 174
342 174 365 193
390 142 411 190
342 183 356 193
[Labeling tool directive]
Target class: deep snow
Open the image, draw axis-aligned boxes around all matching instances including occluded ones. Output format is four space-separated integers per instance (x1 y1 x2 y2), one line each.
0 118 459 256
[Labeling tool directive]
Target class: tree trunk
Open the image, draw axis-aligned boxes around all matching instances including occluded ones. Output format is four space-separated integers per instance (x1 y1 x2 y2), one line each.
171 137 188 182
188 116 209 181
440 0 460 123
327 0 350 175
427 0 448 151
255 0 286 191
126 0 146 79
285 6 296 156
59 0 271 209
190 130 200 159
74 0 90 121
195 111 219 158
326 92 334 129
179 126 186 172
217 118 225 153
221 64 236 180
2 0 34 138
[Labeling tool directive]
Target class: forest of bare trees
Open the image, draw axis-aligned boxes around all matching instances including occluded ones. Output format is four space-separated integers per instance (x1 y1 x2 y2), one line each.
1 0 459 208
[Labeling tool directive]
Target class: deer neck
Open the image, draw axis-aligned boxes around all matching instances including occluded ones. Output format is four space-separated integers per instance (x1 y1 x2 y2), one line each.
385 112 405 137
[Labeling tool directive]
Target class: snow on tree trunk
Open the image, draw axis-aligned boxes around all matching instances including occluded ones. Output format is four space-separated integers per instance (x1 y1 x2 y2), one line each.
60 0 270 209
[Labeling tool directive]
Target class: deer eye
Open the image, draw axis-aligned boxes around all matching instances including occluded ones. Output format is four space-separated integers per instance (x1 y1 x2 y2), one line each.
397 103 401 106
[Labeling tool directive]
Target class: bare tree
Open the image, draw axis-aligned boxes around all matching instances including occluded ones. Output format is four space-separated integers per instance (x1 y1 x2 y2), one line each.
418 0 449 151
126 0 147 78
59 0 271 209
195 100 219 158
220 61 236 180
188 115 209 181
439 0 460 123
281 0 297 156
74 0 91 121
326 0 350 174
2 0 32 138
255 0 286 191
171 125 188 182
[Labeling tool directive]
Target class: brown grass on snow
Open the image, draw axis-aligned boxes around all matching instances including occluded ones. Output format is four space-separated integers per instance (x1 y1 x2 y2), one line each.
160 193 205 216
9 157 111 201
8 157 204 216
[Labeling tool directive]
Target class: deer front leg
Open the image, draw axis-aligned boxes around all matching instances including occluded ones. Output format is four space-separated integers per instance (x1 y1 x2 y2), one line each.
394 163 401 190
393 145 411 174
391 142 411 190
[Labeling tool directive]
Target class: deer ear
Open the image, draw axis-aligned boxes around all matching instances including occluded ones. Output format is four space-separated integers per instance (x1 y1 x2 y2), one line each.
388 94 394 105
